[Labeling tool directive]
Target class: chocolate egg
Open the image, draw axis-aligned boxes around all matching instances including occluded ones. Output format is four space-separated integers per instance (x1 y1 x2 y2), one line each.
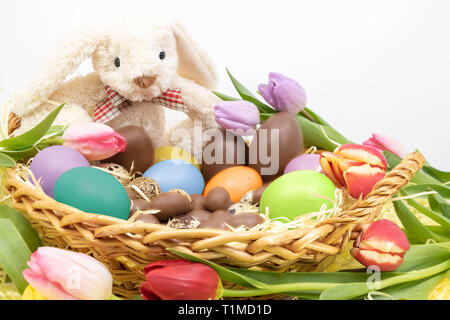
105 126 155 174
249 112 304 183
136 213 160 224
129 177 161 201
169 189 192 202
125 187 138 201
148 192 192 222
129 199 153 217
198 210 233 230
186 210 212 224
240 183 270 205
191 194 206 210
97 163 132 185
202 129 249 182
228 213 265 229
205 187 234 212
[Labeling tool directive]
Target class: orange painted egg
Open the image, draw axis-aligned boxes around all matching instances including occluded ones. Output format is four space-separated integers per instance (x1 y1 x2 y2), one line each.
204 166 263 203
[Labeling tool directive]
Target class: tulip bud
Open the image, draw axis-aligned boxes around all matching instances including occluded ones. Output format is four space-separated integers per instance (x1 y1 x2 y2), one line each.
363 133 409 159
320 144 387 199
258 72 307 115
140 260 223 300
22 247 113 300
351 219 410 271
63 122 127 161
214 101 260 133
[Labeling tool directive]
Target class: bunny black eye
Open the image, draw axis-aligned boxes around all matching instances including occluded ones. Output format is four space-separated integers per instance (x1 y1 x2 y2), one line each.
114 57 121 68
159 51 166 60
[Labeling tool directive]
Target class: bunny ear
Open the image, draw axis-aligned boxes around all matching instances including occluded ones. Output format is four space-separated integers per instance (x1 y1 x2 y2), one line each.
172 22 219 90
15 29 104 116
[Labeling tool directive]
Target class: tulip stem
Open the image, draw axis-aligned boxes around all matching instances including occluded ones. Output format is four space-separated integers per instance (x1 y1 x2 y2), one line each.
222 282 337 297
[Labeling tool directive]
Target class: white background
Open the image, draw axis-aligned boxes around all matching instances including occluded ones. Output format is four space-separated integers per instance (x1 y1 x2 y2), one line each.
1 0 449 169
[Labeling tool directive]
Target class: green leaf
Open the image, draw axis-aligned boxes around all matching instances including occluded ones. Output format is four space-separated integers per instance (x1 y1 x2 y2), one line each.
393 200 446 244
213 92 240 102
395 242 450 272
0 218 32 293
422 165 450 183
403 184 450 199
0 153 16 167
302 107 331 126
428 193 450 218
0 146 41 161
0 205 42 252
296 116 352 151
368 273 446 300
168 248 269 289
400 190 450 229
320 259 450 300
226 69 275 114
0 103 65 148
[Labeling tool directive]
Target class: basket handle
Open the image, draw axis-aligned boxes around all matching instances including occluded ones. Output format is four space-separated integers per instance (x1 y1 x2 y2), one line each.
342 152 426 220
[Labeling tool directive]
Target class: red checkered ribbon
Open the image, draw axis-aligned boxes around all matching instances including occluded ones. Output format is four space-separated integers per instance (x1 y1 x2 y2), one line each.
94 86 186 124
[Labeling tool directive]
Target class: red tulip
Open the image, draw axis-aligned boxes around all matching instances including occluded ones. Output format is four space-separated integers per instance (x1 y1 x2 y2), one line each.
351 219 410 271
320 144 387 199
140 260 223 300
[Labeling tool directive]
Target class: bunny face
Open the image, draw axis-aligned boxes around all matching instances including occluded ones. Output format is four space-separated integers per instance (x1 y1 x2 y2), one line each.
92 24 178 101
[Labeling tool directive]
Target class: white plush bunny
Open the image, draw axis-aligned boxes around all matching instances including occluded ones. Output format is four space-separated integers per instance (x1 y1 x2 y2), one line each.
13 19 221 160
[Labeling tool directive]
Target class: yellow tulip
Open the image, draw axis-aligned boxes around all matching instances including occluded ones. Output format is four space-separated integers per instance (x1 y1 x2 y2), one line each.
22 285 48 300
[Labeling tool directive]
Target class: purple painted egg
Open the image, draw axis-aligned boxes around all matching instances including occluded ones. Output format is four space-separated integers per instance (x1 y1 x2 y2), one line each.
30 146 90 197
284 154 321 174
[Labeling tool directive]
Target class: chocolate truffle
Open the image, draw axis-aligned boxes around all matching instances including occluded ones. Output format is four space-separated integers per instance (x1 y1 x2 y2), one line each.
191 194 207 210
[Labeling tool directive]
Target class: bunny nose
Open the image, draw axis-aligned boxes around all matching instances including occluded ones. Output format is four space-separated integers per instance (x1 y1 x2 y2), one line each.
133 75 157 89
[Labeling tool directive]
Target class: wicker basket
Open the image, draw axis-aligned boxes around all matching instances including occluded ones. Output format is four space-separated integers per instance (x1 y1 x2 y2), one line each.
3 150 425 299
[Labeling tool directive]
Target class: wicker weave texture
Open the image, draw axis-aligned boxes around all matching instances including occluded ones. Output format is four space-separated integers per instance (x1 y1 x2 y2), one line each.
4 152 425 298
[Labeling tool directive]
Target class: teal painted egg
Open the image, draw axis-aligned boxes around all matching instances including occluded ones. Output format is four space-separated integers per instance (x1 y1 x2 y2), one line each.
54 167 130 220
260 170 337 221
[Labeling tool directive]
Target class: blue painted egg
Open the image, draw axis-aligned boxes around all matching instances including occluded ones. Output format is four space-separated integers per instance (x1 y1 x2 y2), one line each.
143 160 205 195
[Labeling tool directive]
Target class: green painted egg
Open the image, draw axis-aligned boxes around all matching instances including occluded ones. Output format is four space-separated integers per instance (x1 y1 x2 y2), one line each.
54 167 130 220
260 170 337 221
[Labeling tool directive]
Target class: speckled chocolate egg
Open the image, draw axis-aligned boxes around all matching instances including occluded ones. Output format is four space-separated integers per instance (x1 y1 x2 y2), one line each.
205 187 234 212
96 163 132 185
240 183 270 205
191 194 207 210
147 192 192 222
169 215 201 229
201 129 249 183
129 177 161 201
228 213 265 229
249 112 304 183
105 126 155 174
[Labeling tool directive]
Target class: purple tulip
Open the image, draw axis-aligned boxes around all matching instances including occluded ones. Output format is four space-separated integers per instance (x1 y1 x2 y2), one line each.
258 72 307 115
214 101 260 132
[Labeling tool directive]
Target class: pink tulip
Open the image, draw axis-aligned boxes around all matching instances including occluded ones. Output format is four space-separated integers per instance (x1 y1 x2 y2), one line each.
63 122 127 161
363 133 409 159
23 247 113 300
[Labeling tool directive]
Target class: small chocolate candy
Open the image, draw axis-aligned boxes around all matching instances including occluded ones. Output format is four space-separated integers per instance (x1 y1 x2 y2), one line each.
129 177 161 201
97 163 132 185
169 189 192 202
186 210 212 224
251 184 270 204
228 213 264 229
129 199 153 217
198 210 233 230
191 194 206 210
136 213 160 224
105 126 155 174
205 187 234 212
125 187 138 201
148 192 192 222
